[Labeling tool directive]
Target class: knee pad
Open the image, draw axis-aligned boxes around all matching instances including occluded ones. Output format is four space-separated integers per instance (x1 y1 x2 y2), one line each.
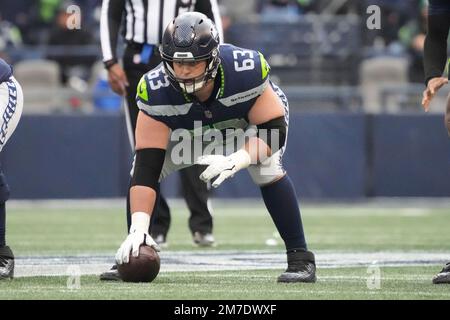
248 150 285 186
0 172 10 202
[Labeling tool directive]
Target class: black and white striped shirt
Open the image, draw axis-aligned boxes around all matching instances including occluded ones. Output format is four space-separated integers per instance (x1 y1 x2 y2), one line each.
100 0 223 62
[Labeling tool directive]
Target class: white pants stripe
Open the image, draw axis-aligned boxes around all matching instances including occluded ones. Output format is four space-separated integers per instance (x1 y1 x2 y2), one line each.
0 76 23 152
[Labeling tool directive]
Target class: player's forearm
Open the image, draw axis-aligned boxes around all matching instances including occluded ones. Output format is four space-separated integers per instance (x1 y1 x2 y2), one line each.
424 13 450 85
244 136 272 164
130 186 157 216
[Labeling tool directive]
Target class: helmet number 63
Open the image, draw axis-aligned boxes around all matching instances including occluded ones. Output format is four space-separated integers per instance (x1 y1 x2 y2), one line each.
233 50 255 72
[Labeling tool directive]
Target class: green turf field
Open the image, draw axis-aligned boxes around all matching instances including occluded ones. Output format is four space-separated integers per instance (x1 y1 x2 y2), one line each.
1 266 449 300
1 200 450 300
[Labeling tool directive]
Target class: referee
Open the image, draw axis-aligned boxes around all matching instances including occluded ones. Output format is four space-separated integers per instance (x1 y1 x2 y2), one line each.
100 0 223 281
421 0 450 284
422 0 450 136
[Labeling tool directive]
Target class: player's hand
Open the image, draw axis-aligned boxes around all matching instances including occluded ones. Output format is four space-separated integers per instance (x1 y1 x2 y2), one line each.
116 212 159 264
197 150 251 188
115 232 160 265
422 77 449 112
107 63 129 96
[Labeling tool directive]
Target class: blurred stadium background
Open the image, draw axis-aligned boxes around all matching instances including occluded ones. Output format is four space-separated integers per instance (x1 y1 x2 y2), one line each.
0 0 449 199
0 0 450 300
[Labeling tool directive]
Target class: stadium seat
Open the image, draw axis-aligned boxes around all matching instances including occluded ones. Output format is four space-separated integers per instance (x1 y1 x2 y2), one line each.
226 16 361 86
14 59 63 114
359 56 408 113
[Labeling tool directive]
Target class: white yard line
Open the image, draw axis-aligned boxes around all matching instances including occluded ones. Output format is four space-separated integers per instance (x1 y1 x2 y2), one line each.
13 250 450 277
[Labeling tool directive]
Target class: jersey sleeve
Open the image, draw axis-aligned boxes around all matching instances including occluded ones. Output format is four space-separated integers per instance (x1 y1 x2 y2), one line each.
136 74 150 109
136 73 175 129
220 44 271 97
255 51 271 95
237 48 271 97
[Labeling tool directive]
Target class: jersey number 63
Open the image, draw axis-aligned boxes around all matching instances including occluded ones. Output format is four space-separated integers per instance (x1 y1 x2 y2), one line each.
233 50 255 72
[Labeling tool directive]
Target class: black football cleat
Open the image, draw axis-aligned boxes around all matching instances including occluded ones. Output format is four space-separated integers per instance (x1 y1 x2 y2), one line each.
0 246 14 280
100 264 122 281
432 262 450 284
277 249 316 283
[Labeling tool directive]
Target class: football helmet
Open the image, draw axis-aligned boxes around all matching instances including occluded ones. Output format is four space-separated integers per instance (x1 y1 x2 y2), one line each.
160 12 220 93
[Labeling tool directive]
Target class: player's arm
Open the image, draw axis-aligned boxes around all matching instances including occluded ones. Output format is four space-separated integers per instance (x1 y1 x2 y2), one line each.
100 0 129 95
130 112 170 213
100 0 125 65
198 85 286 188
245 84 286 162
116 111 170 264
195 0 224 43
421 12 450 111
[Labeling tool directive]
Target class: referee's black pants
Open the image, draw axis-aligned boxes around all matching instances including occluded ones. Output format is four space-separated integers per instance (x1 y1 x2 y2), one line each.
123 44 213 238
446 92 450 136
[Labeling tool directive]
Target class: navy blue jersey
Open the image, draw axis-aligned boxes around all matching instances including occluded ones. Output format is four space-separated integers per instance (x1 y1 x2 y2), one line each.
428 0 450 15
0 59 12 83
136 44 271 134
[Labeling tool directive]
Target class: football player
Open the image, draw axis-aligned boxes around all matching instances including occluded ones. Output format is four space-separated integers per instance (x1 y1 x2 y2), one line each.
0 58 23 280
421 0 450 284
114 12 316 283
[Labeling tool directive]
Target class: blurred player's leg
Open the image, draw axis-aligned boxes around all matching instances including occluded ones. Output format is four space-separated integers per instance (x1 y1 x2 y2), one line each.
149 192 171 246
445 93 450 136
0 171 14 280
179 166 214 247
0 76 23 280
0 199 5 248
432 93 450 284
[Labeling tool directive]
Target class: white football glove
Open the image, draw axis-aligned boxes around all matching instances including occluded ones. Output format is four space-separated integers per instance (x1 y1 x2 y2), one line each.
115 212 160 265
196 149 251 188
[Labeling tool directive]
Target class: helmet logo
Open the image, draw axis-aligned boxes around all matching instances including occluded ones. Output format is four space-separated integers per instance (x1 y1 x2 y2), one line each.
174 24 195 47
161 12 221 94
174 52 194 59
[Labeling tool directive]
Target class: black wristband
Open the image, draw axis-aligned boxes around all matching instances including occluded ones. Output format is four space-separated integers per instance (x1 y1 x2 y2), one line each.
257 116 287 153
104 58 118 70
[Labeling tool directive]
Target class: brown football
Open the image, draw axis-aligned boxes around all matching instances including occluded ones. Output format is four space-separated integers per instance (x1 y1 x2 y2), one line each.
118 245 160 283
